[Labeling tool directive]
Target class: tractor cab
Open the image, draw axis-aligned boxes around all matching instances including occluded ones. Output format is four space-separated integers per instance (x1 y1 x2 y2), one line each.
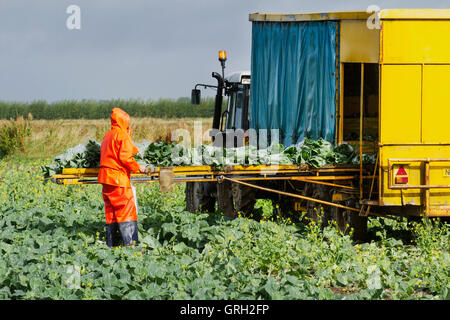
191 51 250 147
224 71 250 132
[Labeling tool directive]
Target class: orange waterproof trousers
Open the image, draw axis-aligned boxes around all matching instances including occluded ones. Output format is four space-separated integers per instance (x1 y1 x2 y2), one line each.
102 184 137 224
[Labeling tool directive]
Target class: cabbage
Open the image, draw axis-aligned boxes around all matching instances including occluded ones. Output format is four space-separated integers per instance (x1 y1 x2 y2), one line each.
43 137 372 178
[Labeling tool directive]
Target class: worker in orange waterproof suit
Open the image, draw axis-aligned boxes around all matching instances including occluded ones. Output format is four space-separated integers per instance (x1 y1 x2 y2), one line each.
97 108 146 247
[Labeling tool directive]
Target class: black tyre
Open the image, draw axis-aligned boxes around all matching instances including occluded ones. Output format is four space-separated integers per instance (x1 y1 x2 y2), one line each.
273 198 292 216
273 196 301 222
185 182 216 213
217 180 256 219
305 184 332 227
330 198 367 241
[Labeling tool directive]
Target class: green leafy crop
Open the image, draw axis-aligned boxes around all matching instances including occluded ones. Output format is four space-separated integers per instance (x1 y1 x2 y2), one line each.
41 137 372 178
41 139 100 178
0 160 448 300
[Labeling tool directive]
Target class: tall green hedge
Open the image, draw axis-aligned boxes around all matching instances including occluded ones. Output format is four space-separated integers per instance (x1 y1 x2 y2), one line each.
0 97 221 119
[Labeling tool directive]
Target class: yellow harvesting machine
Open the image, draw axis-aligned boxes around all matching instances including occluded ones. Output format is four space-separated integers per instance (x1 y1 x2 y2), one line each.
52 9 450 239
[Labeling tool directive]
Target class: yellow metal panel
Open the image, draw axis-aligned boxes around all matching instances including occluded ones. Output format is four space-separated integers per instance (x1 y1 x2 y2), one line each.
340 20 379 63
60 164 310 176
422 65 450 143
382 20 450 63
380 9 450 20
62 168 99 175
380 145 450 216
380 65 421 143
380 145 450 215
338 63 344 144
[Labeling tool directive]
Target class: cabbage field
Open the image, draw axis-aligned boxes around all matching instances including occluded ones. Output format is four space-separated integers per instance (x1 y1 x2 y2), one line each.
0 159 449 300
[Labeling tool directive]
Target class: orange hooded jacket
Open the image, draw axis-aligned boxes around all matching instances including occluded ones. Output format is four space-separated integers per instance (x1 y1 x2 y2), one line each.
97 108 140 188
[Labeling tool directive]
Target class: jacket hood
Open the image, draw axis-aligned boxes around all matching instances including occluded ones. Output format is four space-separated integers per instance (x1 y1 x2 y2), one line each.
110 108 130 132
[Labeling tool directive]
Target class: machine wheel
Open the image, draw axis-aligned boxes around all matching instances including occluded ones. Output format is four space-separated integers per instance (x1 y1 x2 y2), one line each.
272 196 298 221
305 184 332 227
185 182 216 213
273 198 291 215
330 197 367 241
217 180 256 219
231 181 257 216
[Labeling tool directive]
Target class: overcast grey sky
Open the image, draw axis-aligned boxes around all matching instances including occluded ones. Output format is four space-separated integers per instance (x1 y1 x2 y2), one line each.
0 0 447 102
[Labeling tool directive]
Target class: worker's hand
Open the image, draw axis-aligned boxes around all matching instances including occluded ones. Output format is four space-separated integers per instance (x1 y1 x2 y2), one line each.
139 164 148 174
137 147 144 159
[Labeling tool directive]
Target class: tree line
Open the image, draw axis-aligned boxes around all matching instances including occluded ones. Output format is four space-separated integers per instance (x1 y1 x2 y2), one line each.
0 97 219 119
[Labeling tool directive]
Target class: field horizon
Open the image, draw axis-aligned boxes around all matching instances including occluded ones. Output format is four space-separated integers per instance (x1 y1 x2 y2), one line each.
4 117 212 160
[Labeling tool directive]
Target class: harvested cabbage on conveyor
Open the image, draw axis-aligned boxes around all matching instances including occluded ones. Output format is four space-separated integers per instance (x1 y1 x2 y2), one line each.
41 138 373 179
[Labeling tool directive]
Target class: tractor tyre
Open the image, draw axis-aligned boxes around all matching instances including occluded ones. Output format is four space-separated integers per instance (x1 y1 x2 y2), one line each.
305 184 332 227
217 180 256 219
330 197 368 241
185 181 216 213
273 196 296 219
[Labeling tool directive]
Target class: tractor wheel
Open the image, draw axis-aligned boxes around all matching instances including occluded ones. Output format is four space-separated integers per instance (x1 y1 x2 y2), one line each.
217 180 236 218
185 181 216 213
273 198 291 216
273 196 298 221
305 184 332 227
330 197 367 241
231 181 257 216
217 180 256 219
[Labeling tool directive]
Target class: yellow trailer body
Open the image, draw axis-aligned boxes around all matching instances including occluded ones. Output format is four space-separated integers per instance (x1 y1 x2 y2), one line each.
379 11 450 216
249 9 450 217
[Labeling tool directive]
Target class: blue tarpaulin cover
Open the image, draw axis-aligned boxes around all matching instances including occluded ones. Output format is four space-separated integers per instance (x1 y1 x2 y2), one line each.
250 21 338 146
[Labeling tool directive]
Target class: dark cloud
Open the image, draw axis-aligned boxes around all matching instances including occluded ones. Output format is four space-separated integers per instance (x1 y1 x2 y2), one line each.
0 0 447 101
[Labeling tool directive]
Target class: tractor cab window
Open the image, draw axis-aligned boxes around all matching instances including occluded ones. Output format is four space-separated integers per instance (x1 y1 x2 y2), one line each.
226 84 249 130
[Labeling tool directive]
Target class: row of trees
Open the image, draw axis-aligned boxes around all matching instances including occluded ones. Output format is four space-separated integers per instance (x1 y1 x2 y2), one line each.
0 97 219 119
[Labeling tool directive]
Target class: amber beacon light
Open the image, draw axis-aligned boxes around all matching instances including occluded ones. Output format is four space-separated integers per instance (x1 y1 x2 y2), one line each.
218 50 227 62
218 50 227 79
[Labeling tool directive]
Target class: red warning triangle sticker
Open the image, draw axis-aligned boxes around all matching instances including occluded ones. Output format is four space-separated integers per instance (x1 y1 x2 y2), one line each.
396 166 407 176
